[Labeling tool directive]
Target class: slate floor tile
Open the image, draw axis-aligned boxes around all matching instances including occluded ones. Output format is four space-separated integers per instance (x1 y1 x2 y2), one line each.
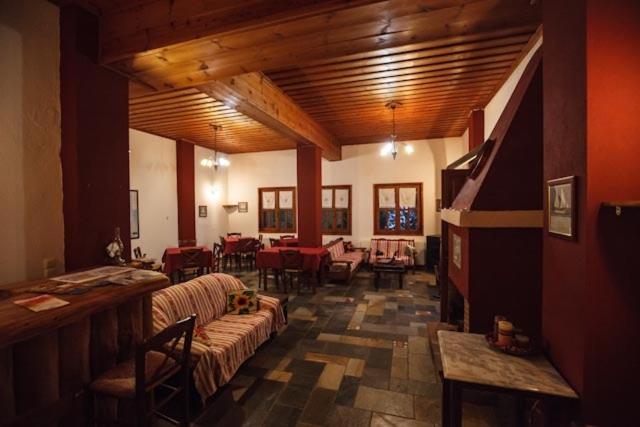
325 405 372 427
370 413 431 426
278 383 313 409
298 388 337 425
353 386 414 418
335 375 360 406
264 404 302 427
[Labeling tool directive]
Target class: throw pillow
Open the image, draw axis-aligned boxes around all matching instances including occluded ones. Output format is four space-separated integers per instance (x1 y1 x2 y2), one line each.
227 289 258 314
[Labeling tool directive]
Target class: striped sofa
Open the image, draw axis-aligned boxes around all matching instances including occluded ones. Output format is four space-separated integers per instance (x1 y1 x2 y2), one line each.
368 238 416 267
325 238 365 283
152 273 286 401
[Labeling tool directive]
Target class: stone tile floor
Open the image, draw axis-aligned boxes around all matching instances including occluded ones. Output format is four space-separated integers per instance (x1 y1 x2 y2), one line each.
191 268 500 427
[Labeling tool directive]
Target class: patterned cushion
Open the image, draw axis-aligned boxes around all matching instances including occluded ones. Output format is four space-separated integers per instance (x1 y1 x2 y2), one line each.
227 289 258 314
335 251 364 271
152 273 286 401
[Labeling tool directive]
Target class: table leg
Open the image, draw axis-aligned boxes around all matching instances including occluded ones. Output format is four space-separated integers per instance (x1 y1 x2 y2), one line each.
442 379 462 427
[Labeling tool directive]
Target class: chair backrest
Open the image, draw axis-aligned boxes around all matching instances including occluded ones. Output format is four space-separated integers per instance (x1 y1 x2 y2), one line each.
227 232 241 237
181 248 203 268
238 237 256 253
280 235 295 239
135 314 196 425
258 234 263 243
269 238 280 248
178 239 196 247
280 249 303 270
212 243 223 272
133 247 143 259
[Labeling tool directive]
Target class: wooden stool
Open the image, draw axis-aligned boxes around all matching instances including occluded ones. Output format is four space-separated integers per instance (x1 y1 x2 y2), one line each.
90 315 196 426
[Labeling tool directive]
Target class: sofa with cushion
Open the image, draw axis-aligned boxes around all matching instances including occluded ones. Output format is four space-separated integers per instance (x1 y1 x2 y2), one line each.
368 238 416 267
152 273 286 401
324 238 365 283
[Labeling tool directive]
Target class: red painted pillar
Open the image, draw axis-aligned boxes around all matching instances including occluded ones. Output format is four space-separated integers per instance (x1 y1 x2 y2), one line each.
176 140 196 247
296 145 322 247
468 109 484 150
60 5 130 269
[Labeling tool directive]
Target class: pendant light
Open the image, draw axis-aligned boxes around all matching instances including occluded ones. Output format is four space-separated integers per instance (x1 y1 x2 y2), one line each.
380 101 413 159
200 124 230 170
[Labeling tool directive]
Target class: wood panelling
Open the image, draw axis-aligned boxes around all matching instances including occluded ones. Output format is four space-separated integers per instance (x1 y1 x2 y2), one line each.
129 88 296 153
103 0 541 93
266 26 539 142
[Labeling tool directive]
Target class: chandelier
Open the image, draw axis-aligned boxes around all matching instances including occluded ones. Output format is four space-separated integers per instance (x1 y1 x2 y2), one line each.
200 124 230 170
380 101 414 159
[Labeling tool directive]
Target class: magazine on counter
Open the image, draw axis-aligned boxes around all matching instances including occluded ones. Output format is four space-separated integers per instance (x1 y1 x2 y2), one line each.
14 294 69 312
52 266 136 284
108 269 163 286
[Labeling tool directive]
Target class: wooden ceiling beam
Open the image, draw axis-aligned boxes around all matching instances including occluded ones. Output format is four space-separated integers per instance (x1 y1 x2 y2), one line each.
198 72 342 160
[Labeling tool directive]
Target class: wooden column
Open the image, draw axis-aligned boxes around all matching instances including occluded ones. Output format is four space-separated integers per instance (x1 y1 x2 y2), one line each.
468 109 484 150
296 145 322 247
176 140 196 247
60 5 130 269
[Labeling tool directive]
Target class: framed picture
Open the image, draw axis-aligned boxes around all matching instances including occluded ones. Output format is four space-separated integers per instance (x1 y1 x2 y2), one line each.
547 176 577 239
130 190 140 239
198 205 207 218
238 202 248 213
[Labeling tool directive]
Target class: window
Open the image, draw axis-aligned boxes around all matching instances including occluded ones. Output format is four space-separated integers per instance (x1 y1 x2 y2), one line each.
321 185 352 235
258 187 296 233
373 183 423 235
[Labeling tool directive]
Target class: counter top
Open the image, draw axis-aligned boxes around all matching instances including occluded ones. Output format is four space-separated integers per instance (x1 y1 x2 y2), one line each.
438 331 578 399
0 272 169 347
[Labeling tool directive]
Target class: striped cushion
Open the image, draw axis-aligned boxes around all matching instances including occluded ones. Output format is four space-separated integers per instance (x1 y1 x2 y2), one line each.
326 240 345 260
335 251 364 271
368 239 415 265
152 273 286 401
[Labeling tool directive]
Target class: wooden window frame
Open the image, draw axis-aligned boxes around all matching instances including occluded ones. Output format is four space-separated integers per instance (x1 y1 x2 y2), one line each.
258 187 297 233
373 183 424 236
321 185 352 235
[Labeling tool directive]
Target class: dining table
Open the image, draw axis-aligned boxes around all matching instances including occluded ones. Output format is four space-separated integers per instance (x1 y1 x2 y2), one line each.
274 238 299 247
256 246 329 292
222 236 243 255
162 246 213 281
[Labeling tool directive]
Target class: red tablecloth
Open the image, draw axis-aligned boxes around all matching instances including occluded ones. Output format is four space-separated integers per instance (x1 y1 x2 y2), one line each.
256 247 329 271
162 246 213 275
223 237 241 255
275 238 299 247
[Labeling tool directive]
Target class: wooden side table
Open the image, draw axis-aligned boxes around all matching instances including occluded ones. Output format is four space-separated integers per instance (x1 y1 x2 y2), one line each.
438 331 578 427
259 292 289 324
372 260 406 290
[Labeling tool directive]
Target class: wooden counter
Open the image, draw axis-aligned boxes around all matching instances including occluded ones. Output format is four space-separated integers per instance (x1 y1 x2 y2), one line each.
0 273 169 426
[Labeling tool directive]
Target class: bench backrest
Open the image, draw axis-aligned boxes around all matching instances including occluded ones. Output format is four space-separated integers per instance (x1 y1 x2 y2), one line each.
153 273 246 330
324 238 345 261
369 238 416 264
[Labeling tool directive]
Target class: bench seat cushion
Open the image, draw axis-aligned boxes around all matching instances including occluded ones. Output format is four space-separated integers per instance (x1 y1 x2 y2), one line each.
333 251 364 272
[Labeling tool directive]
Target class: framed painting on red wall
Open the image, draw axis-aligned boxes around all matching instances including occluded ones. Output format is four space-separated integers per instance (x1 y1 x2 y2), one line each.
547 176 577 240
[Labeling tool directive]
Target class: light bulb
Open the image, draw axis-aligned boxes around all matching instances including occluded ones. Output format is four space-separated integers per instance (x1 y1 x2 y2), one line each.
404 144 414 154
219 157 230 167
380 142 393 156
200 158 209 167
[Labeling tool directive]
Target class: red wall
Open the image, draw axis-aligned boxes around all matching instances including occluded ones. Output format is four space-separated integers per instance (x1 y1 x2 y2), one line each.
542 0 587 396
60 6 130 270
296 145 322 247
583 0 640 423
544 1 640 424
447 225 469 299
176 140 196 246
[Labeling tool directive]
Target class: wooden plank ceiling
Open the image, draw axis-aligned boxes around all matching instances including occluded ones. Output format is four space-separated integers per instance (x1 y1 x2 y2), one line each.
87 0 542 156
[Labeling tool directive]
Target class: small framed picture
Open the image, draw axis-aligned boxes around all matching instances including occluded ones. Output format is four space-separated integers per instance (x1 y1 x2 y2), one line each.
547 176 577 240
198 205 208 218
238 202 248 213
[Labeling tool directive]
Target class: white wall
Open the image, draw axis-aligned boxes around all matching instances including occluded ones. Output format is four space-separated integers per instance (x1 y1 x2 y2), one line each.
226 150 298 241
129 129 179 261
484 38 543 140
194 145 229 247
226 138 463 261
0 0 64 284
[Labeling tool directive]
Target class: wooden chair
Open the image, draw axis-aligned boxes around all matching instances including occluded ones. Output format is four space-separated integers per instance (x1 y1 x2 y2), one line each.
258 234 263 245
279 250 305 294
90 314 196 427
269 238 280 248
212 243 223 273
280 235 295 240
178 248 203 282
237 237 257 270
